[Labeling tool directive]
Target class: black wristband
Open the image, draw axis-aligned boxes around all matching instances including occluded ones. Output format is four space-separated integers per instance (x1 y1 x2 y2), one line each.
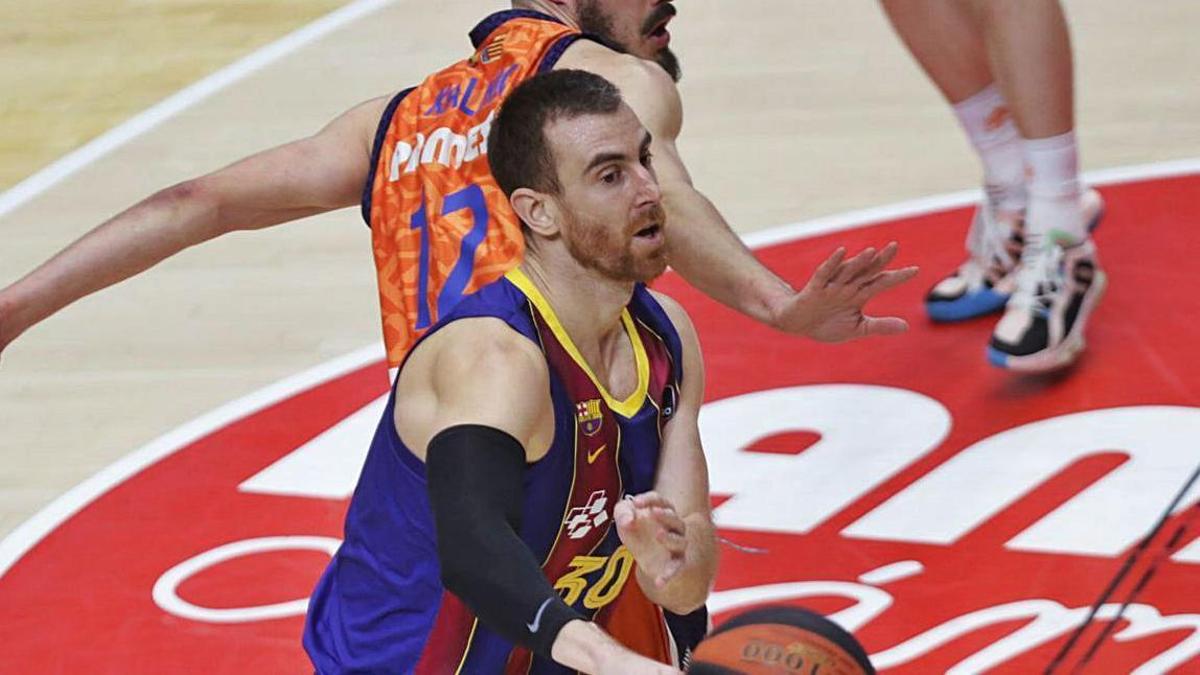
426 424 584 660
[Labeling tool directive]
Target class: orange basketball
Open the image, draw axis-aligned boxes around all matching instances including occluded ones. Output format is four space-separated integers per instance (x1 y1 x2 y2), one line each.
687 606 875 675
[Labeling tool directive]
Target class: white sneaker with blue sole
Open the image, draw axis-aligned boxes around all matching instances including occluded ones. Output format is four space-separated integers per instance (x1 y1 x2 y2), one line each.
925 188 1104 323
987 236 1107 372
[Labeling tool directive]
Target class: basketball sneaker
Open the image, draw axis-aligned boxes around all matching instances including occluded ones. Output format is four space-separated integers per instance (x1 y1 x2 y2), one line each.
925 187 1024 322
987 236 1106 372
926 188 1105 322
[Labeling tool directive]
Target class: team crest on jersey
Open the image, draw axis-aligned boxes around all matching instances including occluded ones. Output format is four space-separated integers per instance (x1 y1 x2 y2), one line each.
576 399 604 436
469 35 506 66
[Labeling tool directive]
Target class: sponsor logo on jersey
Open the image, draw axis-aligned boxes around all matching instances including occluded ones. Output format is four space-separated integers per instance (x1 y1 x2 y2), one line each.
564 490 610 540
586 444 608 465
388 111 496 180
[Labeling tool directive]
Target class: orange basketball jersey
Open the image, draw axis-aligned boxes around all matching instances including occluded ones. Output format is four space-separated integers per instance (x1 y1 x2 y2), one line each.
364 10 582 366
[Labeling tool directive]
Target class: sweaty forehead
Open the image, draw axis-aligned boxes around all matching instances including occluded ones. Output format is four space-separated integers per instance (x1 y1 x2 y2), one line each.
544 105 645 170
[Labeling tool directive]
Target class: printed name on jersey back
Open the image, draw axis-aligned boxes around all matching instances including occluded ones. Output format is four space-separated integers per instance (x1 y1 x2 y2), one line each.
388 110 496 181
423 64 518 118
387 63 521 181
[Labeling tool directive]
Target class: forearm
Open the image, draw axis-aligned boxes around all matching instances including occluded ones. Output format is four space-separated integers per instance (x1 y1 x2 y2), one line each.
636 512 717 614
0 180 224 340
438 517 582 653
550 619 626 673
436 518 658 671
661 182 793 328
427 425 584 659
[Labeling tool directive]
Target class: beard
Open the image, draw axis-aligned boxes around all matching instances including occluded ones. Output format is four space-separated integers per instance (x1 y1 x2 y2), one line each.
561 206 669 284
651 47 681 84
577 0 682 82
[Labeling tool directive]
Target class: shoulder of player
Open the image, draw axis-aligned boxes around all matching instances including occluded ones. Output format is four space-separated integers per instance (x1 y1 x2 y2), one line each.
647 290 705 408
357 92 403 129
556 40 677 98
348 92 396 123
309 92 398 159
647 290 698 344
396 318 550 457
424 317 549 388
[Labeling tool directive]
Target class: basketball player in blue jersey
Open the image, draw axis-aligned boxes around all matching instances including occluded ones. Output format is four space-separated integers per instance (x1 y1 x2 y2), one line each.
0 0 918 368
304 70 719 674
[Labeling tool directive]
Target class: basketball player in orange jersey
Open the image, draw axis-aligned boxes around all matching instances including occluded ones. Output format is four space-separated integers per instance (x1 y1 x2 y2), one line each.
882 0 1106 373
0 0 917 370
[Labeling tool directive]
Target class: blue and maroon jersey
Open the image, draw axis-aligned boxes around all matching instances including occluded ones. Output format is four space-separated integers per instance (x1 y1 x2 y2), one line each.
304 269 707 673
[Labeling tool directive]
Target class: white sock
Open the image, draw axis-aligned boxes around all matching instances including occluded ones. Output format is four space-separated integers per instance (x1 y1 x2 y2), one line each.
953 84 1026 212
1023 130 1086 247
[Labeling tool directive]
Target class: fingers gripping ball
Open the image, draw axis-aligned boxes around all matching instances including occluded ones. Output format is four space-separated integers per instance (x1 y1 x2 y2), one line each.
687 606 875 675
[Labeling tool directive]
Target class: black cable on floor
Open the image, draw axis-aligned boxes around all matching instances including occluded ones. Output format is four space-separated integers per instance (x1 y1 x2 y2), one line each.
1043 459 1200 674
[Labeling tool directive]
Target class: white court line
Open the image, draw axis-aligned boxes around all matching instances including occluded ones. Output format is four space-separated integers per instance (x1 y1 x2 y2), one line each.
742 157 1200 249
0 0 395 221
0 344 384 578
1 158 1196 579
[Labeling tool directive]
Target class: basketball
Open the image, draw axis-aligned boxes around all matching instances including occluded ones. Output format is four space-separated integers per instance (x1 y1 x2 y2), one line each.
688 606 875 675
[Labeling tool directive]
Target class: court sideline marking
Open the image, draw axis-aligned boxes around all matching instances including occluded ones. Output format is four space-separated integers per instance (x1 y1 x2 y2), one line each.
0 0 395 221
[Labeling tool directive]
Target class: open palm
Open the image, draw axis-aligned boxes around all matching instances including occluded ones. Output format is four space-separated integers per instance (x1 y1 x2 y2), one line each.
775 242 919 343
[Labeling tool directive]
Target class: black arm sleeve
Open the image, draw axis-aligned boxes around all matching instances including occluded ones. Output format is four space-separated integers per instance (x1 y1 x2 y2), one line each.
426 424 584 660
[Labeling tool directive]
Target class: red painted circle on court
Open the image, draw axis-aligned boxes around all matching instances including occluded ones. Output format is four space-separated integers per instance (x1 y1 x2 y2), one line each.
2 173 1198 672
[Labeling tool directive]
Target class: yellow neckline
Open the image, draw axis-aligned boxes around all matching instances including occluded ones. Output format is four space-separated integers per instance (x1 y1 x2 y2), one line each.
506 268 649 418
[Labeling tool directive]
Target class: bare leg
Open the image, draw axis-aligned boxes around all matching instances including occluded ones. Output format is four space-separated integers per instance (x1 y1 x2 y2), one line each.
966 0 1103 372
882 0 1026 325
882 0 1027 204
885 0 1103 371
971 0 1089 244
880 0 993 104
971 0 1074 139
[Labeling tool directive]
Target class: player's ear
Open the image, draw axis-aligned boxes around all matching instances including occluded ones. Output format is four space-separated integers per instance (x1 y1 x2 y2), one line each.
510 188 561 238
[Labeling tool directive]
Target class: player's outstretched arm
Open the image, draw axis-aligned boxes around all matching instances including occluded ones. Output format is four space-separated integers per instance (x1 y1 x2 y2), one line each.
400 321 681 675
559 47 918 343
617 292 718 615
0 94 390 361
781 241 918 342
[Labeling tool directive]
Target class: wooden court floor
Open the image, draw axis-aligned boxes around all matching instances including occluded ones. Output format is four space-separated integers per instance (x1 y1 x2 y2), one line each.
2 0 1200 563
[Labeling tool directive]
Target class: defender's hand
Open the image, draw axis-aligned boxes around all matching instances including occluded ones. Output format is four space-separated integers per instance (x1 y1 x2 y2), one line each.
774 242 918 343
615 492 688 589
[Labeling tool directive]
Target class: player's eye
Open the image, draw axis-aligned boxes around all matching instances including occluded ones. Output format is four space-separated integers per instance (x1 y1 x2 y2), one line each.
601 168 622 185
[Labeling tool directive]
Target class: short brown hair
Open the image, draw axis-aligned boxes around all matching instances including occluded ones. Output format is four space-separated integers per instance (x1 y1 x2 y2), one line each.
487 69 623 197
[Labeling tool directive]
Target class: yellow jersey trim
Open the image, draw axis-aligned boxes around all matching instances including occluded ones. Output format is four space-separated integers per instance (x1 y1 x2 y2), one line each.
506 268 649 418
